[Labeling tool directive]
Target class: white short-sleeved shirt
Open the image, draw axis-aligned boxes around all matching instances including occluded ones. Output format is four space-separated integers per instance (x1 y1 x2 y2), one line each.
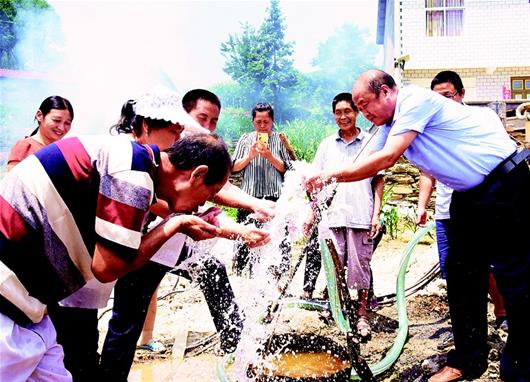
313 130 375 229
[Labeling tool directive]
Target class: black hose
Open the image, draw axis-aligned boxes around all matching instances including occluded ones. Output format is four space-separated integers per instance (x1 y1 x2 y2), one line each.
375 263 441 306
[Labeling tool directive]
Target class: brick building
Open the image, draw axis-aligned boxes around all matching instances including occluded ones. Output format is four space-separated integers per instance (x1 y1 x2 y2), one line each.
376 0 530 101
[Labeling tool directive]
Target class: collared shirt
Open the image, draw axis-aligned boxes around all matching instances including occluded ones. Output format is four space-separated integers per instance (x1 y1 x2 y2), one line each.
232 131 293 199
314 129 375 229
434 182 453 220
0 136 158 322
373 85 516 191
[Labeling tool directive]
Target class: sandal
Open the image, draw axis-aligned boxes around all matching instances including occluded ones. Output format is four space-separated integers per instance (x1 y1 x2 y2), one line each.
137 340 167 353
356 316 371 339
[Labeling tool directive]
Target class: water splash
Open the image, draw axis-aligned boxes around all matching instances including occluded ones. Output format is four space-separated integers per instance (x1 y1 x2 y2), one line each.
170 161 342 380
226 161 342 380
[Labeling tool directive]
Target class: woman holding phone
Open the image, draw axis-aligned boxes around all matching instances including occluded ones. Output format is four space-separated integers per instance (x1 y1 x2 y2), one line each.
231 102 293 275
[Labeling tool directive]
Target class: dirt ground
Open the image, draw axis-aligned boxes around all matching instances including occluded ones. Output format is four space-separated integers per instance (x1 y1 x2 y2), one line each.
97 235 507 382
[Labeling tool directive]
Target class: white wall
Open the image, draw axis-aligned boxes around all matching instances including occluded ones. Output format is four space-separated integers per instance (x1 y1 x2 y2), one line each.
400 0 530 69
403 66 530 101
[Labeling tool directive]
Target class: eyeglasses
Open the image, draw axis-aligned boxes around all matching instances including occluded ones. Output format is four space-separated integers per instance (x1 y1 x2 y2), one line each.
438 90 459 99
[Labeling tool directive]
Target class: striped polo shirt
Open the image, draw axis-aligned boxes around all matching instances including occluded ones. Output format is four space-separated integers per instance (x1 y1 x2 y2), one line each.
232 131 293 199
0 135 158 324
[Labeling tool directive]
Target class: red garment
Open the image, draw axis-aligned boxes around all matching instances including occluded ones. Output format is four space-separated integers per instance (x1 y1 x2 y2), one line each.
7 137 44 168
488 272 506 318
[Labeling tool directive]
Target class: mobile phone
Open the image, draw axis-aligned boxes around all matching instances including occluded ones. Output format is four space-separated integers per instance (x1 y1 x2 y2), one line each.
257 132 269 144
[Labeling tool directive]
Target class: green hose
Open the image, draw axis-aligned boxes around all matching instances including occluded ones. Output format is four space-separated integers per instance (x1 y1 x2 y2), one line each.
216 222 436 381
216 354 235 382
335 222 435 380
320 240 351 332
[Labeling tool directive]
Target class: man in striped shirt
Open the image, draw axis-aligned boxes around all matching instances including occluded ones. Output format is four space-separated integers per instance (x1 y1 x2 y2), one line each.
0 133 231 381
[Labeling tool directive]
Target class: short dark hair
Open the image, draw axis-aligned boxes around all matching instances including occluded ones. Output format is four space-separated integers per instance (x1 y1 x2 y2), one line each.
431 70 464 93
165 133 231 185
109 99 173 137
367 70 397 98
31 95 74 136
252 102 274 121
182 89 221 113
332 92 357 113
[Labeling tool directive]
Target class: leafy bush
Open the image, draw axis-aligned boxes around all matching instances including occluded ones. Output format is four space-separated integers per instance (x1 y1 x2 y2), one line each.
380 185 399 239
217 109 337 163
276 119 335 162
220 206 238 221
216 107 253 153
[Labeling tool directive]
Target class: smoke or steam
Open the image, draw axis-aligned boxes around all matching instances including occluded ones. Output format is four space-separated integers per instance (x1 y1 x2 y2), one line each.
1 1 199 147
0 6 67 153
0 1 381 157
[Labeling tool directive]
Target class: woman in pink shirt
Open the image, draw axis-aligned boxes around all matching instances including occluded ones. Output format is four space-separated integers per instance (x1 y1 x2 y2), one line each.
7 95 73 171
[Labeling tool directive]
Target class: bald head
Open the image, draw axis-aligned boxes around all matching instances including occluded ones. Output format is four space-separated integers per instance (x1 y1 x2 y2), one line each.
352 70 398 126
353 70 397 99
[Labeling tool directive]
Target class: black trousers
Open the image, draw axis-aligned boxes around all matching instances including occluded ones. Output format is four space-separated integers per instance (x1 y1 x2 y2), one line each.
446 160 530 381
99 249 242 381
47 305 100 382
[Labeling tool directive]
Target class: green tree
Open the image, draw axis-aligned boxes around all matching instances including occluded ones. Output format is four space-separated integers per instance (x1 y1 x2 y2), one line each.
220 0 298 121
211 81 249 110
310 23 378 110
220 23 262 106
0 0 51 69
284 23 379 128
257 0 297 120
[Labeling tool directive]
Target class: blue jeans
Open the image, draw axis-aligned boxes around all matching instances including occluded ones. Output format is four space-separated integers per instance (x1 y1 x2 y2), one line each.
435 219 451 279
47 305 100 382
100 261 167 382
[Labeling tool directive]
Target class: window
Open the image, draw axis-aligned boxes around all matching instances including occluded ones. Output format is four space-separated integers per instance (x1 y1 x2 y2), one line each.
511 76 530 100
426 0 464 37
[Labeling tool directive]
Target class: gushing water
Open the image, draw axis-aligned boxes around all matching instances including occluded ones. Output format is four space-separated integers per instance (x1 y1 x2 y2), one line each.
228 161 339 380
172 161 341 380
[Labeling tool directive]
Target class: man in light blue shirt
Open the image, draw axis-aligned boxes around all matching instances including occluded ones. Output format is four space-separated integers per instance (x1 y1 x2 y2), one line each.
415 71 510 382
305 69 530 382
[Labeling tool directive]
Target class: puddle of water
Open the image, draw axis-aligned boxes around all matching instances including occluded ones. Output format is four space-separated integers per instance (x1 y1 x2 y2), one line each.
128 360 176 382
128 354 220 382
263 351 350 378
128 162 342 382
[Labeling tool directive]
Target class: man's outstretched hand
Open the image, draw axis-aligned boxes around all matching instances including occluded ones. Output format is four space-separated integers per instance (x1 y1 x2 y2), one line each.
239 226 270 248
173 214 221 241
304 171 332 196
252 199 276 222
